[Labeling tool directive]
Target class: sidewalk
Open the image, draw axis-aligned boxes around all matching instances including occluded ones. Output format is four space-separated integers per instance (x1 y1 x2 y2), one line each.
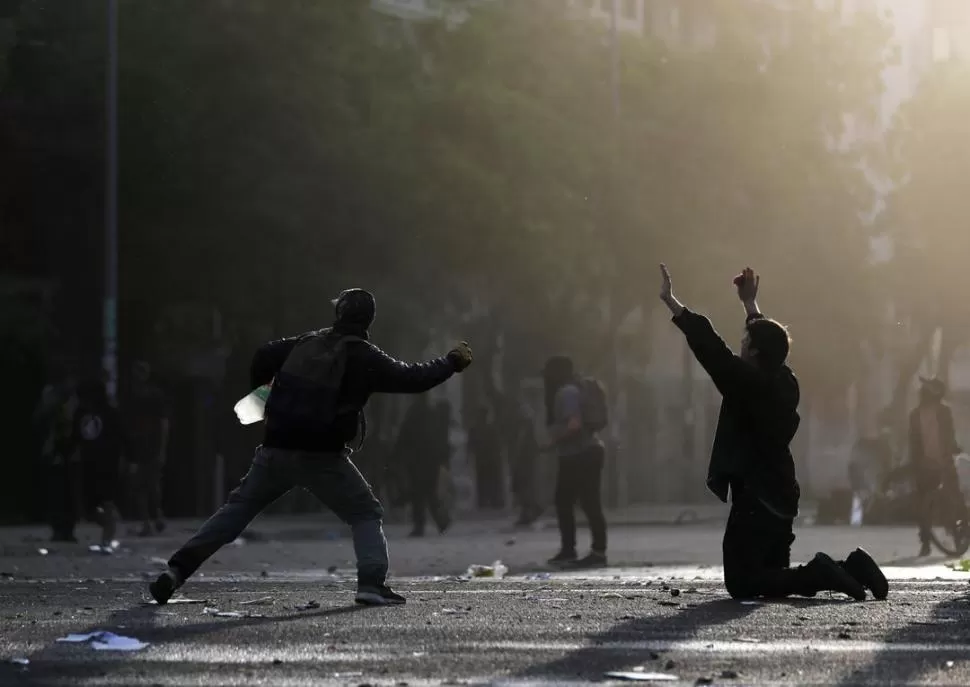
0 503 731 549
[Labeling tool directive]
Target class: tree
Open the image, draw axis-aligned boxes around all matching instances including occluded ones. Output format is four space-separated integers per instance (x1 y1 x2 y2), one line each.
882 60 970 418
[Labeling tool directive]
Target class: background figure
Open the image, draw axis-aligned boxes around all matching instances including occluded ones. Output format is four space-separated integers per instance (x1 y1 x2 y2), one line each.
509 396 542 526
34 367 81 542
395 398 451 536
909 376 962 557
71 379 127 550
467 405 504 510
127 361 171 536
542 356 608 568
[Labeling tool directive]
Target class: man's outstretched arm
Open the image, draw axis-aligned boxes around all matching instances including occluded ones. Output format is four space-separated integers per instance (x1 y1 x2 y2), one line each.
363 341 473 394
659 263 754 397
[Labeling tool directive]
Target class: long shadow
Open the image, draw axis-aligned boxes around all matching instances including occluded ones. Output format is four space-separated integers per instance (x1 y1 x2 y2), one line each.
512 594 781 679
3 587 369 686
837 587 970 686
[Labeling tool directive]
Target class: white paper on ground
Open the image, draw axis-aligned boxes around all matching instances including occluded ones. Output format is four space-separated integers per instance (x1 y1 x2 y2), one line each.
604 671 679 681
57 631 149 651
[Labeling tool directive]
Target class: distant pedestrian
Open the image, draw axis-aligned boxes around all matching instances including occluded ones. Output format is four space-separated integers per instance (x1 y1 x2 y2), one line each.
468 405 504 509
70 379 126 551
509 395 541 527
34 367 80 542
127 361 171 536
909 376 961 557
542 356 608 568
395 397 451 537
149 289 473 606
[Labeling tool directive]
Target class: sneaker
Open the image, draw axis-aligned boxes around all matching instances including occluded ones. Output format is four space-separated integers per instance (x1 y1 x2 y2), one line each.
843 548 889 601
548 550 578 566
572 551 608 569
436 515 452 535
149 568 181 605
355 585 406 606
805 553 866 601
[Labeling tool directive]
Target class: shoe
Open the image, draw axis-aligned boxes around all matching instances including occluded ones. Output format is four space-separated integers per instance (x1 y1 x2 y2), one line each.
355 585 406 606
548 550 578 566
572 551 608 569
138 525 154 538
154 520 166 534
843 548 889 601
149 568 181 605
408 530 425 538
804 553 866 601
436 516 451 535
919 541 932 557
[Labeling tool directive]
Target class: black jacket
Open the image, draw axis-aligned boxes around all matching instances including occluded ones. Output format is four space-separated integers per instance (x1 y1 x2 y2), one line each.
909 402 960 470
250 324 457 453
673 309 800 519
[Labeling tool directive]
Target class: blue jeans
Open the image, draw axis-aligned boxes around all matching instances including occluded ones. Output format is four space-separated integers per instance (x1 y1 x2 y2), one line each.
169 446 388 586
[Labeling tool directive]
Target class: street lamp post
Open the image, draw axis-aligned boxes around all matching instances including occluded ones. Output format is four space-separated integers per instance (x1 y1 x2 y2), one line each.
104 0 119 404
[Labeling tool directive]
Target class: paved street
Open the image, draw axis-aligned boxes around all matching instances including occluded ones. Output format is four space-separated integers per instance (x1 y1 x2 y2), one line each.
2 517 970 685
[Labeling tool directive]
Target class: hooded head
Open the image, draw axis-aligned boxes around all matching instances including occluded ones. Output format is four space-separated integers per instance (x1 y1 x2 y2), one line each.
78 379 109 410
919 376 946 405
332 288 376 331
542 355 575 426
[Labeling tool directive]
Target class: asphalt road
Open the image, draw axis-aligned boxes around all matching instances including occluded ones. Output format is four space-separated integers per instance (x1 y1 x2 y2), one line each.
3 521 970 686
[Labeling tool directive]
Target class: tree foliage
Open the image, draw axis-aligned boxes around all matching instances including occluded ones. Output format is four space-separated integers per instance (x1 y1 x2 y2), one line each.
3 0 894 398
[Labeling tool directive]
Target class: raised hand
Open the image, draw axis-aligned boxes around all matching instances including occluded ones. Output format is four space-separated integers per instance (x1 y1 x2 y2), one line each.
735 267 759 303
659 263 684 316
660 263 673 301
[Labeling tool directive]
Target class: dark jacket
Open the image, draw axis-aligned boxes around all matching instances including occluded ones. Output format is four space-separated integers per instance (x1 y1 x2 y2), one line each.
909 402 960 471
250 323 457 453
673 309 800 519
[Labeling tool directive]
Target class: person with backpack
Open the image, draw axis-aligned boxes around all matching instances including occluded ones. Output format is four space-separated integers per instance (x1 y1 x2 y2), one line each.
659 264 888 601
149 289 473 606
542 355 609 568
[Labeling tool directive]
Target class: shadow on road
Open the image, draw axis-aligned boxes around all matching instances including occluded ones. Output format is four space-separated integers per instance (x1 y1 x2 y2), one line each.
3 593 368 686
511 595 758 680
837 588 970 686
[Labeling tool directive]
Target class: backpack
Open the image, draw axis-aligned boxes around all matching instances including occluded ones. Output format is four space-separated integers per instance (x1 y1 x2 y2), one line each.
578 377 609 432
264 330 363 435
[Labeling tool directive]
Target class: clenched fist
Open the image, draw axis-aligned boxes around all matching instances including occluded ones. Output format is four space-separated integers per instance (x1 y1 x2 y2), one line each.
447 341 473 372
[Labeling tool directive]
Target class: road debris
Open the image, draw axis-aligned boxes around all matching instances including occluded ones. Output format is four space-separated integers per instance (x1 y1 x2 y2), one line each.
295 600 320 611
463 561 508 579
57 631 149 651
604 671 678 681
240 596 273 606
202 606 264 619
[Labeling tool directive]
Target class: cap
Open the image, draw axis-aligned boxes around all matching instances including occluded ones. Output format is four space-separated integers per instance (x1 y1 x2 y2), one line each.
333 288 376 327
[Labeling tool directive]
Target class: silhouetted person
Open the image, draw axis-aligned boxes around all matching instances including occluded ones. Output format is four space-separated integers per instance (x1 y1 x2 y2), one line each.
396 397 451 536
70 379 126 551
909 376 961 557
149 289 473 606
467 405 504 509
509 395 542 526
127 361 171 536
660 264 887 601
34 366 80 542
543 356 608 568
